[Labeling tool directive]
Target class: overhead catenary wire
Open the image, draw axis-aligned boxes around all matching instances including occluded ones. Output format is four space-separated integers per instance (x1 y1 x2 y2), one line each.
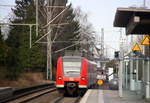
52 8 66 43
42 7 68 28
33 23 69 44
54 42 80 53
46 6 65 8
0 23 36 26
0 4 15 7
0 0 70 80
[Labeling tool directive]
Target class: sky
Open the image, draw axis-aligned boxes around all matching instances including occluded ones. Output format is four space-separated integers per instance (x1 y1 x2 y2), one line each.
69 0 147 30
0 0 149 57
0 0 15 20
69 0 150 57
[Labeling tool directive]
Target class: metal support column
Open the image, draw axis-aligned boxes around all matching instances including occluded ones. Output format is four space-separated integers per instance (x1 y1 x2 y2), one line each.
46 0 52 80
119 60 123 97
29 25 32 48
123 62 125 88
146 60 150 99
130 59 134 90
125 62 128 89
36 0 38 37
136 60 139 82
142 60 146 97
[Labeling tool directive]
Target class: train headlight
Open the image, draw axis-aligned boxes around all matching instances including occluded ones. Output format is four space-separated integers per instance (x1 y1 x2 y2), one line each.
58 76 62 80
81 77 85 80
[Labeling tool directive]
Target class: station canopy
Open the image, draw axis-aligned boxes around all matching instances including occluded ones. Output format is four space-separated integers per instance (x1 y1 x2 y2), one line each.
114 7 150 35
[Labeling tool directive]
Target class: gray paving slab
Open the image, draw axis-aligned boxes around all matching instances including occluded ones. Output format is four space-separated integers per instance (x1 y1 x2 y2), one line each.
86 90 99 103
103 90 147 103
80 89 104 103
80 89 148 103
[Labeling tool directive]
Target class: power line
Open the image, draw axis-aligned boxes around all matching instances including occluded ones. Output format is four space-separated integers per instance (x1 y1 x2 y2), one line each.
42 7 68 28
54 42 80 53
0 23 36 26
34 23 69 44
0 5 15 7
46 6 65 8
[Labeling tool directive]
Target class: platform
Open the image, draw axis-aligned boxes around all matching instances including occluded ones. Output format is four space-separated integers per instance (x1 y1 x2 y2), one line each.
80 89 148 103
80 89 104 103
0 87 13 100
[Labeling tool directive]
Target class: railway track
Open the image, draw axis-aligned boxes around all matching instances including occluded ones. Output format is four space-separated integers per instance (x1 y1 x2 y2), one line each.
52 96 81 103
0 83 56 103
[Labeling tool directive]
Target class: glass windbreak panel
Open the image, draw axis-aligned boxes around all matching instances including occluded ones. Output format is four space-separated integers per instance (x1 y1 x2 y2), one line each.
63 58 81 77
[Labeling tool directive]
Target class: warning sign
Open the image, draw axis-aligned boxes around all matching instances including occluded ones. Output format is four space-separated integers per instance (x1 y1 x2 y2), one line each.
141 35 150 46
97 79 103 85
132 43 142 51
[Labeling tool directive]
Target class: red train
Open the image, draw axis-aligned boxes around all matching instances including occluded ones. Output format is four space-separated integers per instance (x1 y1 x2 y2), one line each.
56 56 97 95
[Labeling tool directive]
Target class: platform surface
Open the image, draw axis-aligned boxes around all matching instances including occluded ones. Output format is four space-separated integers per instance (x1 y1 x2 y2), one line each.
0 87 13 100
80 89 148 103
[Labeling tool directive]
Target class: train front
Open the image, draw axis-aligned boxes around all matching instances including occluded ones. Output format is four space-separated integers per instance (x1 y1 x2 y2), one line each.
56 56 87 95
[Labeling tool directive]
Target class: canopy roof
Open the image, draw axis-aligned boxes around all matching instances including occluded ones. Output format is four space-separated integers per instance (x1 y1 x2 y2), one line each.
114 7 150 35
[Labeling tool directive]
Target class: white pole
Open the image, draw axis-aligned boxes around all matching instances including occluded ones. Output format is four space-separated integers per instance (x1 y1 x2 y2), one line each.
136 60 139 82
143 0 146 8
119 60 123 97
146 60 150 99
130 59 134 91
29 25 32 48
119 28 123 97
125 62 128 89
46 0 53 80
36 0 38 37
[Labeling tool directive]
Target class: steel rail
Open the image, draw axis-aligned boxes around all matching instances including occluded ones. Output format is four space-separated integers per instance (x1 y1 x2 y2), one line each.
18 88 57 103
52 96 81 103
51 96 64 103
74 96 81 103
0 83 56 103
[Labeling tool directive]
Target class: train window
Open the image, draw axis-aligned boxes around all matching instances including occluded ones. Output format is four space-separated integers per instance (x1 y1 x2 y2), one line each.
63 58 82 77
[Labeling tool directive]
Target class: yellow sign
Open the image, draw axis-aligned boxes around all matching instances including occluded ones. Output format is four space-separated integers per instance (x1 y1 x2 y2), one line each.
97 80 103 85
141 35 150 46
132 43 142 51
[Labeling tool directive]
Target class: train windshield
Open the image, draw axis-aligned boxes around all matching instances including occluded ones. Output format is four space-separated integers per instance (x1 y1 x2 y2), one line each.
63 58 81 77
